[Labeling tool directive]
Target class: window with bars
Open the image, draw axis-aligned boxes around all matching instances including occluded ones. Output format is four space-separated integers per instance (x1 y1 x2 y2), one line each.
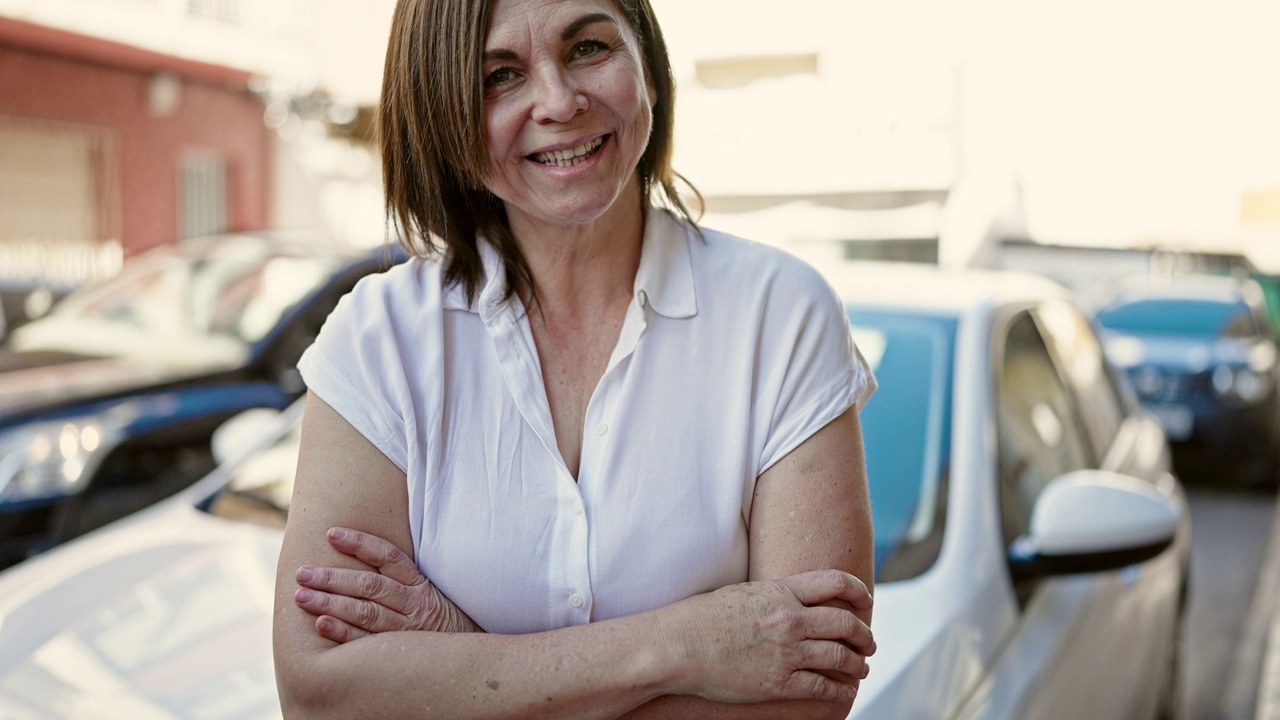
179 153 227 240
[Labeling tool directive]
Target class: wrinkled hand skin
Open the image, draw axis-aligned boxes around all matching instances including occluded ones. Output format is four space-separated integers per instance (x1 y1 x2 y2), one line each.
293 527 482 642
660 570 875 705
294 531 875 707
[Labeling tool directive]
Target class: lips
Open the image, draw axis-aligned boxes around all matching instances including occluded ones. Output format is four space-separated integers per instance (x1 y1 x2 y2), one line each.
530 135 607 167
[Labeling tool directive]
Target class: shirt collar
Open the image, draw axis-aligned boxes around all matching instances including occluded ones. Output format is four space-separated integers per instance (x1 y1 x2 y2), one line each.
634 205 697 319
440 236 506 317
439 205 698 320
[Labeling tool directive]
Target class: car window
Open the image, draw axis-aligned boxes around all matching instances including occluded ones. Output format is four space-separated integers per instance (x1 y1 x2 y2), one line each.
1096 297 1250 339
1222 306 1260 339
995 311 1093 549
1036 301 1128 459
848 307 956 583
10 242 338 361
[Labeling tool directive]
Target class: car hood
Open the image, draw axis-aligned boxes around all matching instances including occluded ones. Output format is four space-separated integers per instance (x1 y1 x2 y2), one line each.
0 502 284 720
0 355 242 419
1106 332 1263 371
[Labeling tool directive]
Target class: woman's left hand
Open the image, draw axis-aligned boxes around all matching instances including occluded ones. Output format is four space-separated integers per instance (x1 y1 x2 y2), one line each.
293 527 482 642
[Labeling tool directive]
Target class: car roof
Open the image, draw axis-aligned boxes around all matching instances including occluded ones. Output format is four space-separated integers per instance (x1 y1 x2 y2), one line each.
1093 273 1262 308
154 231 394 263
819 260 1072 317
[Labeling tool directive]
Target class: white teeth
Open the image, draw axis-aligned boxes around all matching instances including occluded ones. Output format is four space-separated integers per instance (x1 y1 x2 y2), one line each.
535 137 604 167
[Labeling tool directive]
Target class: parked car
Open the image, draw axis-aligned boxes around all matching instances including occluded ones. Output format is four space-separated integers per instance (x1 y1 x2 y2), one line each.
1251 272 1280 334
0 233 405 568
1093 274 1280 488
0 280 70 343
0 263 1189 720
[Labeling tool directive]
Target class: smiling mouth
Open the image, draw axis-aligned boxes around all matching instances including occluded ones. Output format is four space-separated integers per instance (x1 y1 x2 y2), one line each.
530 136 607 167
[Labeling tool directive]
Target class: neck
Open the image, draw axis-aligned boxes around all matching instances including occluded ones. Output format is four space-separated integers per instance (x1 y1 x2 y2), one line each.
508 183 645 317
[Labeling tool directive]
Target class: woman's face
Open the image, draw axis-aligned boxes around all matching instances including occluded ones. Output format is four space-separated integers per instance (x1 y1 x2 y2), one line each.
481 0 656 230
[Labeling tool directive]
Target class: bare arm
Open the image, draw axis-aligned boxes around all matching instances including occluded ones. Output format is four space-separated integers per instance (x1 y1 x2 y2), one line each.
617 407 875 720
274 392 873 720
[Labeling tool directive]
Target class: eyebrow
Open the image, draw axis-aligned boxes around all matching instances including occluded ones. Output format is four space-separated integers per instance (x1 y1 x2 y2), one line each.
561 13 617 41
483 13 619 62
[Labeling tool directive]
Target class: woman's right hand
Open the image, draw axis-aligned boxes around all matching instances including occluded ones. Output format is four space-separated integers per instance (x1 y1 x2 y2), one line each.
663 569 875 705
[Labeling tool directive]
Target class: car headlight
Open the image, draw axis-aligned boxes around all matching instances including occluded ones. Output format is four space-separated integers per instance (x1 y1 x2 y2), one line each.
1212 365 1273 406
0 419 121 503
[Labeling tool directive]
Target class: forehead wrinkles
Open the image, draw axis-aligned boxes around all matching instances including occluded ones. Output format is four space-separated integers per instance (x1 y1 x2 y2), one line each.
485 0 627 55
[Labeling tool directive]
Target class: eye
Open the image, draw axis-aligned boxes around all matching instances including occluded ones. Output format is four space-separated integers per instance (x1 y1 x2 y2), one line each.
484 67 517 89
570 39 609 60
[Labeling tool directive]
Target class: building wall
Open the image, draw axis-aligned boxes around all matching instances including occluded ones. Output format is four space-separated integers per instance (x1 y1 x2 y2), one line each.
0 41 269 257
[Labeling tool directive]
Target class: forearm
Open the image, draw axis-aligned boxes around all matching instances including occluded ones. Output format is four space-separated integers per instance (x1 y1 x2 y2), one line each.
620 695 852 720
278 606 675 720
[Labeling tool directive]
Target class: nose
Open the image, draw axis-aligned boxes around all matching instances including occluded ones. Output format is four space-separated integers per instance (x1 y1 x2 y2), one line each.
530 66 587 124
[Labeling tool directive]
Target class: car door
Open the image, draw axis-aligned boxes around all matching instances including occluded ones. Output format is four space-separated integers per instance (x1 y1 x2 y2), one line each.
1035 300 1186 719
953 304 1174 720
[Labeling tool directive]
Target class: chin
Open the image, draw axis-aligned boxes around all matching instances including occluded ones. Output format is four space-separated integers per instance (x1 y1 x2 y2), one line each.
516 192 636 228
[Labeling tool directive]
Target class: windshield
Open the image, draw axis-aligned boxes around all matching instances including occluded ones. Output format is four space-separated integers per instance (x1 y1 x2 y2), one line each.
1096 298 1253 339
9 238 337 363
850 308 956 583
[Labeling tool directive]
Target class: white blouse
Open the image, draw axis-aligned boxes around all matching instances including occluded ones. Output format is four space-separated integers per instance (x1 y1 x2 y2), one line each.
298 207 875 635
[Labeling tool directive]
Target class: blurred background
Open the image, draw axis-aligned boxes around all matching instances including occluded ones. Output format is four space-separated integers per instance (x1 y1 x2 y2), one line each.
1 1 1280 718
1 0 1277 281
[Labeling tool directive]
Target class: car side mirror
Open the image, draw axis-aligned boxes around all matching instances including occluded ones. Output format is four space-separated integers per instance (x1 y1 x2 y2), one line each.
1008 469 1182 580
211 408 284 466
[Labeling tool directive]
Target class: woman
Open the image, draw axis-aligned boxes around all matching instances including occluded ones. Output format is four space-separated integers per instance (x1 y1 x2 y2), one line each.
273 0 877 717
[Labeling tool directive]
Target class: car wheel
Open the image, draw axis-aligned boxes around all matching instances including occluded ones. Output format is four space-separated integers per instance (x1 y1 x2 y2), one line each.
1155 577 1189 720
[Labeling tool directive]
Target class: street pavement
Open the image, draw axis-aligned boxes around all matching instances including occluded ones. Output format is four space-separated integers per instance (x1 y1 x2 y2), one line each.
1220 488 1280 720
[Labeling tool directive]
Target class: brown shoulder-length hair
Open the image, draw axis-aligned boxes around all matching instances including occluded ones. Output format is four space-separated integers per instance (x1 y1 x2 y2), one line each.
379 0 700 304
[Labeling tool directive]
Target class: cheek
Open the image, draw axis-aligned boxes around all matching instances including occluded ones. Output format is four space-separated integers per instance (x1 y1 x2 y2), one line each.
484 103 519 162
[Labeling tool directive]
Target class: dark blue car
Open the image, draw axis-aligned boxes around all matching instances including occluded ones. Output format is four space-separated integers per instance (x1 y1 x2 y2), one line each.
0 233 405 567
1095 274 1280 488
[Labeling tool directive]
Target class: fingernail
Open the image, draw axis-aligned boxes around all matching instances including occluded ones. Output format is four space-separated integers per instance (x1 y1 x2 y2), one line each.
297 567 314 583
296 589 313 603
328 528 347 541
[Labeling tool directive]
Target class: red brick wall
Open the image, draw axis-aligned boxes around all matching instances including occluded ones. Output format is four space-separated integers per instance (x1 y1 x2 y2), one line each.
0 43 270 256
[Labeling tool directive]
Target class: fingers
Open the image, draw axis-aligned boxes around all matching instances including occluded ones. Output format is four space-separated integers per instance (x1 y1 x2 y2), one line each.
802 606 876 656
785 669 860 704
297 565 413 615
294 587 414 634
783 569 873 612
326 527 425 587
799 639 868 679
314 614 369 644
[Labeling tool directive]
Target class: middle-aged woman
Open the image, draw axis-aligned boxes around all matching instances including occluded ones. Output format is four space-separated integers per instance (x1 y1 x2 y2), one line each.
273 0 878 717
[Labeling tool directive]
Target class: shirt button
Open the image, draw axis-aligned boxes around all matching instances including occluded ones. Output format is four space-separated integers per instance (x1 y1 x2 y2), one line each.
572 502 584 516
569 593 584 609
594 422 609 436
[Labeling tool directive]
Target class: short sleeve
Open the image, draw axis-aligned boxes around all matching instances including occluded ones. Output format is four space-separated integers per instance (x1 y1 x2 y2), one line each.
756 261 876 474
297 272 411 473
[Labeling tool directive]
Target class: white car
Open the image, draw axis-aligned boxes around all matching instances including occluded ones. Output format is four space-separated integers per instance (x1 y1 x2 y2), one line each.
833 262 1189 720
0 263 1189 720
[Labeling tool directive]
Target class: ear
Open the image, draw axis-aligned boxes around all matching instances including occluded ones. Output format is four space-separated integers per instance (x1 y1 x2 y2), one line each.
645 70 658 107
